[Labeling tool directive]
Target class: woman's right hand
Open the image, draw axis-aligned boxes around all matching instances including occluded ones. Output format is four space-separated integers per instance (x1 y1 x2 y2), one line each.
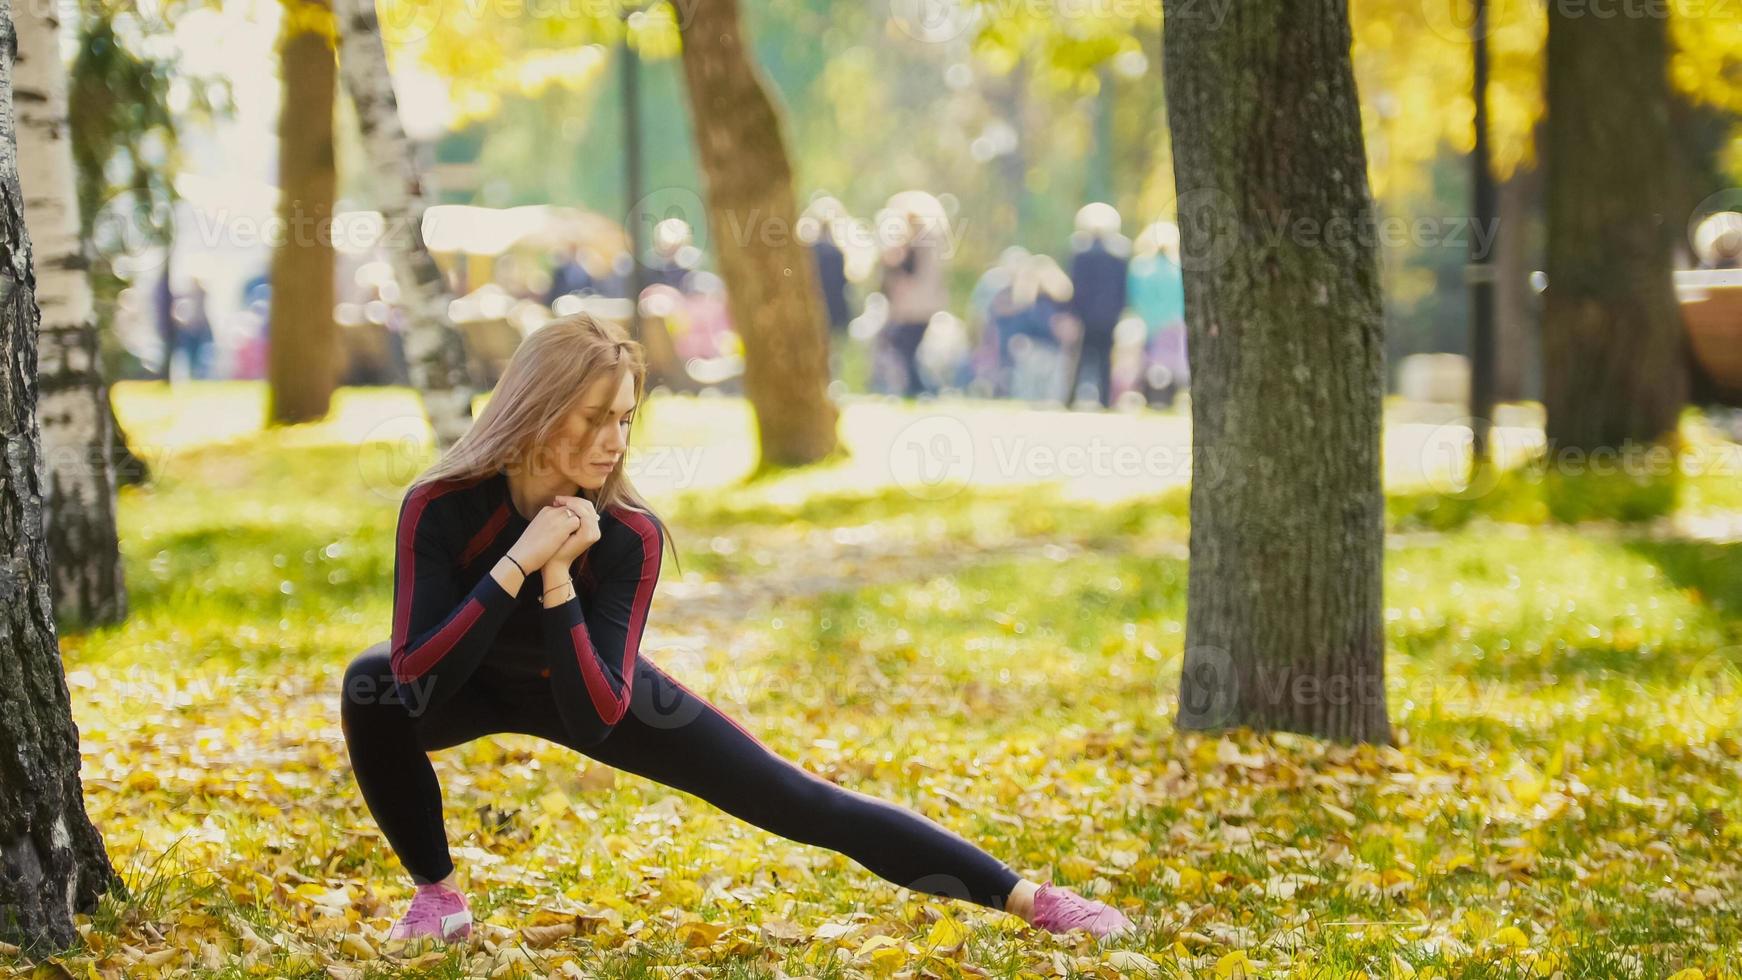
507 504 587 571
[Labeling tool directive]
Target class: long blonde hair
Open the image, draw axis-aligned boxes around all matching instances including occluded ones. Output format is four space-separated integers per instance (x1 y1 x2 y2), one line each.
410 312 676 569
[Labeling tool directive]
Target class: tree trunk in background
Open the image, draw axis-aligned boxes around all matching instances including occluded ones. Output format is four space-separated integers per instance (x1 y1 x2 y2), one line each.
1494 168 1539 404
16 0 127 629
334 0 474 449
1164 0 1391 743
0 0 121 948
268 0 339 426
1542 11 1684 451
675 0 838 468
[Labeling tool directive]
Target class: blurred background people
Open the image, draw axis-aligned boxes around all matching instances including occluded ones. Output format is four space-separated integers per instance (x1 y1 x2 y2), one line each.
877 193 950 398
171 276 216 381
1063 203 1130 409
544 243 598 307
1000 253 1073 402
1129 220 1188 406
803 195 855 381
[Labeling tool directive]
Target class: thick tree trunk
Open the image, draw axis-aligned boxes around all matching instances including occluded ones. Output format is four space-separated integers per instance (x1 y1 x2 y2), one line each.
1164 0 1390 742
267 0 339 426
1542 11 1684 451
1494 168 1539 403
333 0 473 449
0 0 121 949
675 0 838 468
15 0 126 629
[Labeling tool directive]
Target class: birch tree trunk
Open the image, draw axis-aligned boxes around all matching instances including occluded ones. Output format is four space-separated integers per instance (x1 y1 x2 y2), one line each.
16 0 126 629
675 0 838 468
0 0 121 949
333 0 473 449
1164 0 1391 743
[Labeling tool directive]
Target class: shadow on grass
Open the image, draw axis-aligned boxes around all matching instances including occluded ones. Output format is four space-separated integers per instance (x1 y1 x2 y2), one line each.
1625 539 1742 624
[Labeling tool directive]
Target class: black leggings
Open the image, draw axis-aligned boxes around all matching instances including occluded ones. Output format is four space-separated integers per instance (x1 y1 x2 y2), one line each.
339 643 1024 910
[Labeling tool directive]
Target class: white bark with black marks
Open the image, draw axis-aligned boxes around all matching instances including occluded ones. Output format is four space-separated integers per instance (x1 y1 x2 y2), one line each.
15 0 126 629
333 0 473 449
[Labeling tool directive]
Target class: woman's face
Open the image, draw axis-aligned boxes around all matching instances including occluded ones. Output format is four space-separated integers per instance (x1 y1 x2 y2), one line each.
550 371 638 491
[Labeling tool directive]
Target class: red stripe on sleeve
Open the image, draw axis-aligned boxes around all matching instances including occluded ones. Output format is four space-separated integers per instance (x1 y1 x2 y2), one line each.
458 501 510 566
569 510 661 724
394 597 487 683
390 489 437 652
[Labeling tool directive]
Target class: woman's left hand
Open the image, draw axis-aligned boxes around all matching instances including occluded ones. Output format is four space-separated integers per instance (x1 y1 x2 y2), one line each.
545 496 601 570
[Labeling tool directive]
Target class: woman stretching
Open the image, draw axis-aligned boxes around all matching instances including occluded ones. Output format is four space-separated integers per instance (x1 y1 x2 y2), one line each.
339 314 1138 944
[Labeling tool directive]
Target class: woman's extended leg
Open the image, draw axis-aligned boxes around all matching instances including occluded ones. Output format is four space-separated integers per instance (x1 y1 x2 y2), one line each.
539 659 1026 912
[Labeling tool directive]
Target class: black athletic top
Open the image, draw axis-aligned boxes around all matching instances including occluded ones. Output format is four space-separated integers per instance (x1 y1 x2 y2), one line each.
388 467 664 747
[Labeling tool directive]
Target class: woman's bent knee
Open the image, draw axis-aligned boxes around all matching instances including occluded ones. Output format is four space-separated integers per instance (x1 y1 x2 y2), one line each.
341 644 397 714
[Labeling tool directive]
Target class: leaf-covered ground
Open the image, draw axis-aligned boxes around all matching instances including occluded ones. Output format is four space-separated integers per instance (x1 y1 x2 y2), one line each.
6 384 1741 979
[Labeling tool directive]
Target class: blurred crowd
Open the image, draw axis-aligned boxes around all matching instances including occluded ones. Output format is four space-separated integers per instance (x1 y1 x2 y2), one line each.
121 192 1192 411
814 194 1188 410
129 192 1740 410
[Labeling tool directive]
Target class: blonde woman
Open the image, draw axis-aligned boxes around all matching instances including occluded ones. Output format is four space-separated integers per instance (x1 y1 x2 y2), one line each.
339 314 1137 944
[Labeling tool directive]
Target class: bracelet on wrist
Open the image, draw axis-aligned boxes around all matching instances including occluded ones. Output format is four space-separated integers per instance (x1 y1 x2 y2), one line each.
505 554 528 578
542 578 574 598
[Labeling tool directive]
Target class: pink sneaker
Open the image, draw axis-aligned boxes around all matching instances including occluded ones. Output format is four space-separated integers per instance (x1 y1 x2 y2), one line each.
1029 882 1136 940
388 882 473 942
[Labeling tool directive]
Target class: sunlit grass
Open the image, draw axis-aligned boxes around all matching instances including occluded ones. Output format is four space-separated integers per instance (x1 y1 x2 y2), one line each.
10 383 1738 977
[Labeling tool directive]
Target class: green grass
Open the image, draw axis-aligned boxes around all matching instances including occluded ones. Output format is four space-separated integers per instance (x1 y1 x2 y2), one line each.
7 384 1740 978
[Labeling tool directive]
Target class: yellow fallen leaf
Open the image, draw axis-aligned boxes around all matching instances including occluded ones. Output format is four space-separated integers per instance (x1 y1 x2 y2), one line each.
1167 865 1205 897
539 789 570 815
338 933 376 959
1460 908 1495 941
855 934 903 955
660 878 703 906
1506 762 1546 808
924 915 968 952
123 770 159 792
1530 951 1566 977
520 921 575 948
759 919 806 943
1322 802 1359 826
1214 950 1252 978
675 920 728 948
1491 926 1530 948
1058 854 1097 880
